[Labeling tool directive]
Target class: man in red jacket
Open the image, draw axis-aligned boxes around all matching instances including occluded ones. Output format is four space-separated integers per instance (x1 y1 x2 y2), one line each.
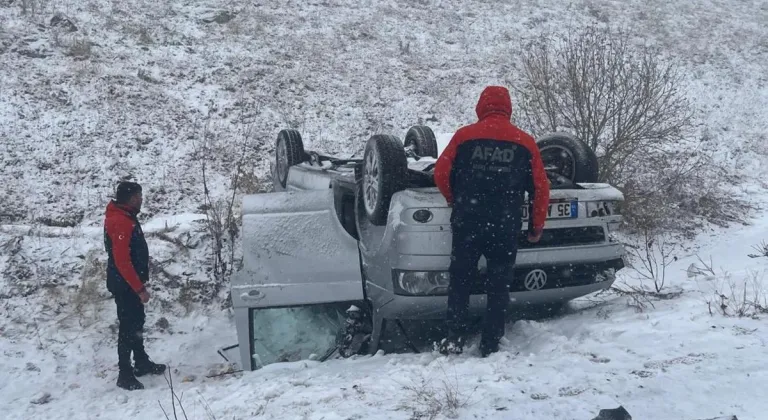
104 181 166 390
433 86 550 357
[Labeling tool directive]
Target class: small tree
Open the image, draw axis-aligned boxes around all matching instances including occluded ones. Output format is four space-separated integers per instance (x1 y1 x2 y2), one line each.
514 24 743 233
516 24 694 185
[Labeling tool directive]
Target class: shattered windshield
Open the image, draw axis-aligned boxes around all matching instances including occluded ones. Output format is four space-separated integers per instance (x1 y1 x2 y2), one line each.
250 303 349 368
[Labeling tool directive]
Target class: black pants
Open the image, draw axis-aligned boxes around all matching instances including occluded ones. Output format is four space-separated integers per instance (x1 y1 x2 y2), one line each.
114 291 148 372
446 215 520 346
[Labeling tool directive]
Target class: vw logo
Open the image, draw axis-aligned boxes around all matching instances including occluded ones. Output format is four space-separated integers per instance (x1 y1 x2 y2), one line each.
524 269 548 291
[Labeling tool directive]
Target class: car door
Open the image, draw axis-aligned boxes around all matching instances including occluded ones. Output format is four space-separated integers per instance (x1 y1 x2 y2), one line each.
230 188 364 370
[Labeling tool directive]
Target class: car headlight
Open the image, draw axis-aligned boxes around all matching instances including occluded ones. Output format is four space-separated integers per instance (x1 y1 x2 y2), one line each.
393 271 450 296
586 201 620 218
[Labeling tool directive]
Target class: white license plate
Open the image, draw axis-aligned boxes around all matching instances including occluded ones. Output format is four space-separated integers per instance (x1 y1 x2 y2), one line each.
522 201 578 220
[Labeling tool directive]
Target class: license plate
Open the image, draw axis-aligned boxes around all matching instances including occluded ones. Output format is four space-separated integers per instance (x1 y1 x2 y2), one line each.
522 201 578 220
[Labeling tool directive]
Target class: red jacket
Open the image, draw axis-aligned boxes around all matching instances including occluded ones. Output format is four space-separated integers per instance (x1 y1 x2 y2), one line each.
104 201 149 295
434 86 550 232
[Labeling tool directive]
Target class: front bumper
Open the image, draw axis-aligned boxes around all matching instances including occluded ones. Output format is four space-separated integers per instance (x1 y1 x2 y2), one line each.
369 257 623 320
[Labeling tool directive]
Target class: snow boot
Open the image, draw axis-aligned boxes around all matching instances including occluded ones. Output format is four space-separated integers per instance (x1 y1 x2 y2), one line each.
134 359 167 377
117 370 144 390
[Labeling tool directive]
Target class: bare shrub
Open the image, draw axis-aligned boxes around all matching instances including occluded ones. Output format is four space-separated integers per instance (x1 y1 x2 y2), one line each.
627 227 678 293
158 368 219 420
72 249 106 326
748 240 768 259
686 254 717 279
158 368 189 420
609 228 683 311
515 24 745 234
193 116 254 286
706 270 768 318
398 368 475 420
516 25 693 181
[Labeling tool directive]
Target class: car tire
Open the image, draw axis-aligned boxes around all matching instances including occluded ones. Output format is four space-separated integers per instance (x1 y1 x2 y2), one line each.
361 134 407 225
537 132 599 183
275 129 306 188
404 125 438 158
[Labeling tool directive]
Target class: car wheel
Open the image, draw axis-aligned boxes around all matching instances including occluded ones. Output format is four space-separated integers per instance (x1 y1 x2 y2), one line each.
275 129 306 188
537 133 599 183
404 125 438 158
362 134 407 225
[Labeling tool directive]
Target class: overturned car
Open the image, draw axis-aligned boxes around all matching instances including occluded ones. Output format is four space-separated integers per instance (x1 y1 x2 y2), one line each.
230 125 626 370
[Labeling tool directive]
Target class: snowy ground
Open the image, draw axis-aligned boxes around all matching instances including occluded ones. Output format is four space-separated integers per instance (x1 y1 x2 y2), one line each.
2 198 768 419
2 0 768 418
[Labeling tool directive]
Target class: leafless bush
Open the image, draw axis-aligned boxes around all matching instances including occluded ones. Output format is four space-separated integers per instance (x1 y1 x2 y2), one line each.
158 368 189 420
686 254 717 279
193 117 255 286
627 227 678 293
517 24 693 182
608 228 683 311
515 24 745 234
149 225 199 251
706 270 768 318
158 368 219 420
748 240 768 259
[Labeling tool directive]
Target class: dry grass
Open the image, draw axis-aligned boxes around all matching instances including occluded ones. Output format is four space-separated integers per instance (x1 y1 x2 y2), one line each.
397 365 477 420
706 270 768 318
65 37 92 59
71 249 106 327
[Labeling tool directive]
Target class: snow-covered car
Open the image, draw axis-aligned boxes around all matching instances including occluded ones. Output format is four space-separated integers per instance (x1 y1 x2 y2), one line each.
230 125 627 371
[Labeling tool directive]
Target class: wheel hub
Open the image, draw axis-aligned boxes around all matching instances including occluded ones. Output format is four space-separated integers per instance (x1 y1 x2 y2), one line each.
540 145 576 181
276 139 288 183
363 148 379 215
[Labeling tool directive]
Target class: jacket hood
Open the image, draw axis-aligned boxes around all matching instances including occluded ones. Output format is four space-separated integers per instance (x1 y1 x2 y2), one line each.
475 86 512 120
106 200 138 217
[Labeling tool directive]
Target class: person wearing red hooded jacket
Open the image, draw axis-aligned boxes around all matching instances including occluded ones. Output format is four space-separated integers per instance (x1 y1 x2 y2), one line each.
104 181 166 390
433 86 550 357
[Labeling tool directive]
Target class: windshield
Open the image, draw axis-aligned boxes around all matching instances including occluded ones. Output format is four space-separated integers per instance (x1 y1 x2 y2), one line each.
249 303 348 368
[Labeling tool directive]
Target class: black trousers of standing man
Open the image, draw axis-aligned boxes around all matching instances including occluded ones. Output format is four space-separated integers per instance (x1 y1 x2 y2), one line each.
445 212 520 355
114 290 150 371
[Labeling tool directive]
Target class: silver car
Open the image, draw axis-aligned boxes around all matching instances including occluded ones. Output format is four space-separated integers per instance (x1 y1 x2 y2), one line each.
230 126 626 371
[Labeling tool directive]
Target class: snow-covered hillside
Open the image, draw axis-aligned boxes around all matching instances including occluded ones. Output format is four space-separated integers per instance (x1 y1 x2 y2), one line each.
1 0 767 419
1 0 766 225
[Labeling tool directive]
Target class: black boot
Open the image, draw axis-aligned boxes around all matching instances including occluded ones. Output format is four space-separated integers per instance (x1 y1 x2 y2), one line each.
117 370 144 390
134 358 167 377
